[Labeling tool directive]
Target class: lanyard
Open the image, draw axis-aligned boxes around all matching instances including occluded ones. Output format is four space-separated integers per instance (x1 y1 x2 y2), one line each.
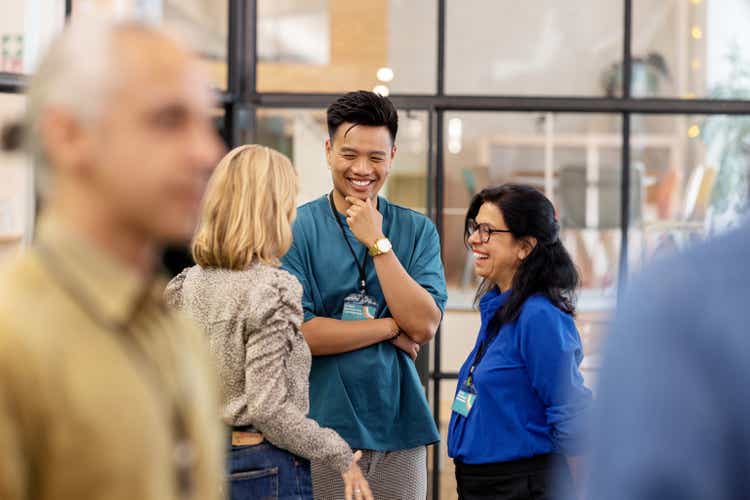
466 324 502 387
35 242 195 500
328 191 368 294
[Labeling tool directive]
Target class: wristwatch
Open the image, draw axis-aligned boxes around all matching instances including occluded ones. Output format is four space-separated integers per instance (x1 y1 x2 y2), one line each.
368 237 392 257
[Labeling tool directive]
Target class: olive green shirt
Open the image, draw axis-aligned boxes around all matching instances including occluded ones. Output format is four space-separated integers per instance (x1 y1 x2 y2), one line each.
0 217 224 500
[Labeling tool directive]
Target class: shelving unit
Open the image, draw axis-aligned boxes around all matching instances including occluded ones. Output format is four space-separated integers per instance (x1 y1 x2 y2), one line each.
478 130 682 228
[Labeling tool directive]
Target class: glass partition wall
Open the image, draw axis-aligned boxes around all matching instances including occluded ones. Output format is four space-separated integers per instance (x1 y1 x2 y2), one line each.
2 1 750 497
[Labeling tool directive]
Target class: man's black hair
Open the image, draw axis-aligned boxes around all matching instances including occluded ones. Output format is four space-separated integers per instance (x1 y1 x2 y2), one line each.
326 90 398 144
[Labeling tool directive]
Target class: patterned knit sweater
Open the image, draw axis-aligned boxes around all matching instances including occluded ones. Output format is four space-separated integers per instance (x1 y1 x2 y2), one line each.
165 263 353 473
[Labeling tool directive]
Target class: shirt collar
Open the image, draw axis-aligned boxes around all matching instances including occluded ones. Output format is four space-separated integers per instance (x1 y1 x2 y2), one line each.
35 214 166 327
476 287 512 340
479 286 511 314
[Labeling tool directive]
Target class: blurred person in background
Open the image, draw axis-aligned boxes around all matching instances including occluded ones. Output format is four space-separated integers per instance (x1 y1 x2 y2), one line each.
586 221 750 500
166 145 372 500
448 184 592 500
0 18 225 500
281 90 447 499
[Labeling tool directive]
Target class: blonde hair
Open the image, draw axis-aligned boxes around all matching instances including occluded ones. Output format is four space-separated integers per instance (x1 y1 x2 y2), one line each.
192 145 298 270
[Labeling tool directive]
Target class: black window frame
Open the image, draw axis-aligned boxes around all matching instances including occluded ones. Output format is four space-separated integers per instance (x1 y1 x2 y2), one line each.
3 1 750 497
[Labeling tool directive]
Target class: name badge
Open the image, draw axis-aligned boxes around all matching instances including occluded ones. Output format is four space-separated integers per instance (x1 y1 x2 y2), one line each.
341 292 378 321
451 382 477 417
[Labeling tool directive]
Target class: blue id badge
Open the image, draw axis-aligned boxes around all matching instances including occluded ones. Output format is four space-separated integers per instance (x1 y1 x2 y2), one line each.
341 292 378 321
451 381 477 417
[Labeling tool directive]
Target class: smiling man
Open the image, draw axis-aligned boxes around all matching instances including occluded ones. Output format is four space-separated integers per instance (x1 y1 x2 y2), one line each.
282 91 447 499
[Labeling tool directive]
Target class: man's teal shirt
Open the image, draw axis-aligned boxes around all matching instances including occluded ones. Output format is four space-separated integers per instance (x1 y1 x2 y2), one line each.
281 195 446 451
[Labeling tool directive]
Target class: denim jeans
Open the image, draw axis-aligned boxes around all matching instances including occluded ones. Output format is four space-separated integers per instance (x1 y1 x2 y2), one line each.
228 440 313 500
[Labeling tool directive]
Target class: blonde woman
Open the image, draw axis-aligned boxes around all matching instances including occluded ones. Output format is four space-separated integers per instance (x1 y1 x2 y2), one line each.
166 145 372 500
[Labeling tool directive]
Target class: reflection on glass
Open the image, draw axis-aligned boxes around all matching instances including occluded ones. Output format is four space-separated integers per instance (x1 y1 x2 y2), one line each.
0 0 64 74
632 114 749 269
257 0 436 94
166 0 227 90
73 0 228 89
74 0 160 21
253 108 429 212
443 112 623 304
633 0 750 99
259 0 329 65
446 0 623 96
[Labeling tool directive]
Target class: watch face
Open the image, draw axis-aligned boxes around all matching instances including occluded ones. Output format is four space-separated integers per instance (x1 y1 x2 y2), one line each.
377 239 392 252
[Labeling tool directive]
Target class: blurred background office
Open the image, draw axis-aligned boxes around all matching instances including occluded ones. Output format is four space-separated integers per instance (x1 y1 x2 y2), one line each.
2 1 750 498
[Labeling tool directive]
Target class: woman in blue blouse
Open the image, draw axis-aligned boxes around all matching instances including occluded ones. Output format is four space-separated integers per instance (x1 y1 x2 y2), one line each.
448 184 592 500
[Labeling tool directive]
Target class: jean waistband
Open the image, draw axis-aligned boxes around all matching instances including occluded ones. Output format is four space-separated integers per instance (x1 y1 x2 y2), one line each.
231 424 260 433
454 453 563 476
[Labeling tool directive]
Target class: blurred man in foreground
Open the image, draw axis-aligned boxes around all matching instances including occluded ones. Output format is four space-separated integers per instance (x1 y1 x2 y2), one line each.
587 222 750 500
0 18 225 500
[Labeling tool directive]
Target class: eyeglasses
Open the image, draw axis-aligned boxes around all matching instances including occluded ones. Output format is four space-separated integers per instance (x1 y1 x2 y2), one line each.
467 220 512 244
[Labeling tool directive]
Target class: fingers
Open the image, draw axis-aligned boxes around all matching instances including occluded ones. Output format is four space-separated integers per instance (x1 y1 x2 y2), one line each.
346 205 362 225
344 474 353 500
345 196 367 207
344 454 368 500
351 467 371 500
360 480 374 500
346 203 361 214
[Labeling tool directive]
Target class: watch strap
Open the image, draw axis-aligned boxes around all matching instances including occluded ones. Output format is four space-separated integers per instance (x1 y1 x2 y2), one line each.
369 238 391 257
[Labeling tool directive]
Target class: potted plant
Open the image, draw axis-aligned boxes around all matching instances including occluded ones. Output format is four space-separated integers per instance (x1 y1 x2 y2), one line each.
702 42 750 234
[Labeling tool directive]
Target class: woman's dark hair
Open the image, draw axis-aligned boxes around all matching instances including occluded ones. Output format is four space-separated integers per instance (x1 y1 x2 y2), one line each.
465 183 579 326
327 90 398 144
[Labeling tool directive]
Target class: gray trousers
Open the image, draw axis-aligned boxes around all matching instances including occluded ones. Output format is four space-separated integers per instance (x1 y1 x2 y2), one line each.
311 446 427 500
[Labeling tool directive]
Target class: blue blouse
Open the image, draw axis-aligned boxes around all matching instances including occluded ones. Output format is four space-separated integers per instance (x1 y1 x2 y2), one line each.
447 287 592 464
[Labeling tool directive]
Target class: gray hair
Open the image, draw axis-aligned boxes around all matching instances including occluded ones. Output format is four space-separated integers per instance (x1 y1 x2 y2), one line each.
25 17 177 195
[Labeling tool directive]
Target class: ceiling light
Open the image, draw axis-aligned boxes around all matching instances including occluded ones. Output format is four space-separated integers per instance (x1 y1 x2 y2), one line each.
377 67 394 82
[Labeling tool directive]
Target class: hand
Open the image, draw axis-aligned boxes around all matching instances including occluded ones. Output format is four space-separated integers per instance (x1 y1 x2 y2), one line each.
342 451 373 500
391 332 420 361
345 196 384 248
